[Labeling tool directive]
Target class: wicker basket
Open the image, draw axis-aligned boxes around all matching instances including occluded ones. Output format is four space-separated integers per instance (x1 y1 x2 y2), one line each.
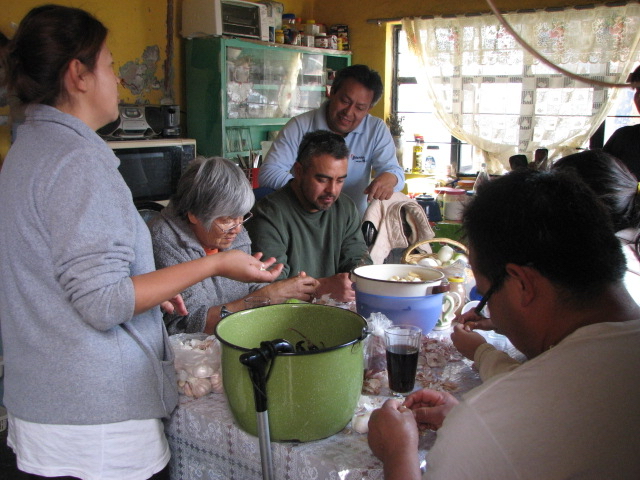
401 237 468 265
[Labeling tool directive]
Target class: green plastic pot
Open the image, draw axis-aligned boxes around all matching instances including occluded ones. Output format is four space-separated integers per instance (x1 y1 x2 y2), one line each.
215 303 367 442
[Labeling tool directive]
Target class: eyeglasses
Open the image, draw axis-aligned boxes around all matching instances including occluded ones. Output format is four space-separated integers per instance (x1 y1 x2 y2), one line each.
213 212 253 234
474 283 498 317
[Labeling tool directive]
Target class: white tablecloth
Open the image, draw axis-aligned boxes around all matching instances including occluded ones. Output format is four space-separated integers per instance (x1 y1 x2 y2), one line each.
165 330 521 480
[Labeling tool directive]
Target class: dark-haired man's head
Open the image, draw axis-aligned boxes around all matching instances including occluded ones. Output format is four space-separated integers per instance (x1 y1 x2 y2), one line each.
293 130 349 212
463 169 625 304
325 64 383 136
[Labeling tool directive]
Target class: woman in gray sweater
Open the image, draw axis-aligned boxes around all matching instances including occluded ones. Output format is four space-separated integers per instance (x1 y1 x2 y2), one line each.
150 156 319 335
0 6 282 479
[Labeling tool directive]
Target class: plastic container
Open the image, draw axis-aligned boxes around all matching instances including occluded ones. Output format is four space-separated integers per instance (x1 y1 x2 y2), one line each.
435 187 445 213
458 179 475 191
443 187 466 221
355 290 445 335
275 29 285 44
447 276 467 315
305 20 319 35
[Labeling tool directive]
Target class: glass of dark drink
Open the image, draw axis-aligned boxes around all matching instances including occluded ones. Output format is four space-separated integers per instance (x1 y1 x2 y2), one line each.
384 325 422 395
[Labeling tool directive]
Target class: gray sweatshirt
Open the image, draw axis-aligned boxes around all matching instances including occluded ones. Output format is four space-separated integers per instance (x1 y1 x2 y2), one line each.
149 205 265 334
0 104 177 425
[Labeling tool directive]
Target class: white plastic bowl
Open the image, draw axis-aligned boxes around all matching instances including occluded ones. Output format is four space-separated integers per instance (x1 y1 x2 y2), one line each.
351 264 444 297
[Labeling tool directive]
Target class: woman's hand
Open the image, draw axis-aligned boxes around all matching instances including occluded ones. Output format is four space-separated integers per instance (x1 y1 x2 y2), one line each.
451 323 487 360
403 388 459 431
258 271 319 303
213 250 284 283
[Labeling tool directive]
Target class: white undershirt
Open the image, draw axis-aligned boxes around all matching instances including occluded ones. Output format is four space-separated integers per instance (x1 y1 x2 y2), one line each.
8 414 170 480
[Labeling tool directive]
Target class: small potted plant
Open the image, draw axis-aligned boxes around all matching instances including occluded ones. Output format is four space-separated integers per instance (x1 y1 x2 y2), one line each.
386 113 404 137
386 114 404 163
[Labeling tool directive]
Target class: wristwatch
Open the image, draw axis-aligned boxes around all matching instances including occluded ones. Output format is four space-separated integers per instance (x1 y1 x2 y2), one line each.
220 305 232 318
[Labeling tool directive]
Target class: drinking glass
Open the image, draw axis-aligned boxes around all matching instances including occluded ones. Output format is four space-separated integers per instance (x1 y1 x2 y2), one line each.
384 325 422 395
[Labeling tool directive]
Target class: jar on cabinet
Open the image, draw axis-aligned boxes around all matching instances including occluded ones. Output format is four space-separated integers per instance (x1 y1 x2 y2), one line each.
314 33 328 48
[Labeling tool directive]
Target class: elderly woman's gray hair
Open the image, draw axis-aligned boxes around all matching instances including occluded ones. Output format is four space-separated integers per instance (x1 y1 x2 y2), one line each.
172 156 254 229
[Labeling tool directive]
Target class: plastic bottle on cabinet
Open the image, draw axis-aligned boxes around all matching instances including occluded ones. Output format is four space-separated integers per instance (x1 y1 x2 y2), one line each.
474 163 491 192
412 135 424 174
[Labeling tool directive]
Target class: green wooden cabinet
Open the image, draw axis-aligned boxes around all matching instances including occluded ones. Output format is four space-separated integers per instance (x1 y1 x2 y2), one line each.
185 37 351 163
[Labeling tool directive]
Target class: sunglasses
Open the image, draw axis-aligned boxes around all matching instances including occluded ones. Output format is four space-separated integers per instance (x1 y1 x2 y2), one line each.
474 283 497 317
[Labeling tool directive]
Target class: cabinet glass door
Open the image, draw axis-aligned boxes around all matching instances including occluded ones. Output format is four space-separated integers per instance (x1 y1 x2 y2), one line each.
226 45 328 120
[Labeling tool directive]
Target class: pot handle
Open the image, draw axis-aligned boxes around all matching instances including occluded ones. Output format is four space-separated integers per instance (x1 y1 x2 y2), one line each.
359 327 371 341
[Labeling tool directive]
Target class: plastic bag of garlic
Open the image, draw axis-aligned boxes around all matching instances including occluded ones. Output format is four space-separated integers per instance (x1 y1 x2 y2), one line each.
169 333 224 398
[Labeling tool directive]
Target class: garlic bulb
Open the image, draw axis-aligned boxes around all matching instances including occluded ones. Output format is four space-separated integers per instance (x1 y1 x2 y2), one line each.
209 372 224 393
188 377 213 398
192 364 215 378
352 412 372 434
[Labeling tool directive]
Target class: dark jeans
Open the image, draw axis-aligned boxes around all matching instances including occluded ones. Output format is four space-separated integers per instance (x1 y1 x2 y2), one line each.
22 463 170 480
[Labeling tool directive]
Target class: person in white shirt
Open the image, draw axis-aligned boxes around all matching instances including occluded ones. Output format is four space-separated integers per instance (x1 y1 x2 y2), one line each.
367 169 640 479
453 149 640 382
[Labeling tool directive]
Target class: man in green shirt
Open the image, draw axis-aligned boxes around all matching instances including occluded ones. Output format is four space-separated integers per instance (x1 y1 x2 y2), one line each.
246 130 372 303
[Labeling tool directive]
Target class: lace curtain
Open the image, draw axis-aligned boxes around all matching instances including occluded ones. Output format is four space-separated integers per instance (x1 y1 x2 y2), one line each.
402 4 640 172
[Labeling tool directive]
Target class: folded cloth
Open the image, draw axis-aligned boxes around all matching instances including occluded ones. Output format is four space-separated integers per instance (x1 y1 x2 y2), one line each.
362 192 435 264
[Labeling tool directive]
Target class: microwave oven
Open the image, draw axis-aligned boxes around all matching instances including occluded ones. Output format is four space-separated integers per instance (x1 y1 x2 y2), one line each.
182 0 269 41
107 138 197 206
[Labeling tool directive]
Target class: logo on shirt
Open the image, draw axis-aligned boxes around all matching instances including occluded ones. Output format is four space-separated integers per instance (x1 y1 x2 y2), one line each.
350 154 366 163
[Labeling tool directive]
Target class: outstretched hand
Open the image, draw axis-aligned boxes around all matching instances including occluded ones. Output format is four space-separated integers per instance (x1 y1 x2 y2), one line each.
214 250 284 283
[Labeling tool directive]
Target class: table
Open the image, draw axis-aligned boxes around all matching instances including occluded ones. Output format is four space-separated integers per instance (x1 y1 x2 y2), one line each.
165 331 520 480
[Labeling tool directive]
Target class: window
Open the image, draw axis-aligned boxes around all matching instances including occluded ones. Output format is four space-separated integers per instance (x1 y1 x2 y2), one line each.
393 26 472 174
393 23 640 171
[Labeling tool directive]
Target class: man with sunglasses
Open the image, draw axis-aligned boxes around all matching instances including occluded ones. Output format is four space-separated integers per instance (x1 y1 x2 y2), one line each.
367 169 640 479
247 130 372 303
258 64 405 218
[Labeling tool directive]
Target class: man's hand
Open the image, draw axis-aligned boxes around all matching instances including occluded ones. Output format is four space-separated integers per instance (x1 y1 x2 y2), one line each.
403 388 459 431
457 308 496 331
364 172 398 202
315 272 355 302
451 323 487 360
368 399 422 480
258 271 319 303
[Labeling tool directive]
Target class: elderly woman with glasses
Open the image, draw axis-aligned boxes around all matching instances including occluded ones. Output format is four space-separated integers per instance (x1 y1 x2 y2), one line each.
150 156 319 335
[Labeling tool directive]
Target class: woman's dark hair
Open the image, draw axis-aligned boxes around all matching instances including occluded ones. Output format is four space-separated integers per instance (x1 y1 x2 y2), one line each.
331 64 384 106
552 150 640 258
463 169 626 305
4 4 108 106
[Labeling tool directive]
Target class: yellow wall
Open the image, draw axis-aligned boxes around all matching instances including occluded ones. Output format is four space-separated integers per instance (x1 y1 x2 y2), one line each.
0 0 575 162
0 0 176 162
